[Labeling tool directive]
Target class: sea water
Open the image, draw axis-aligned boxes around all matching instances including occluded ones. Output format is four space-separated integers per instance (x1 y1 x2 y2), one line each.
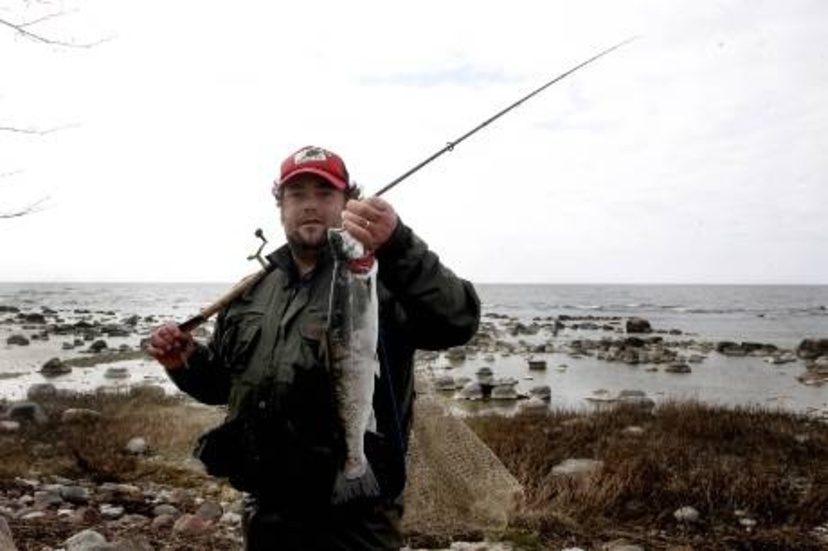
1 282 826 412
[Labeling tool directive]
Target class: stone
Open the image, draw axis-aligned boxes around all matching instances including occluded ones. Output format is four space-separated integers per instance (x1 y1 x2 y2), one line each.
26 383 58 401
674 505 700 523
490 385 518 400
797 338 828 360
195 501 224 522
125 437 148 455
40 357 71 377
3 401 48 424
89 339 109 353
65 529 107 550
551 458 603 477
529 385 551 401
104 367 130 379
61 408 102 423
626 317 652 334
0 420 21 432
173 513 213 535
6 334 29 346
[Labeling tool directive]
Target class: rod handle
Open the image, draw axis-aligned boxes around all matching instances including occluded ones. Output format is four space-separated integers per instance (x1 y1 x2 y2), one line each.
177 270 267 332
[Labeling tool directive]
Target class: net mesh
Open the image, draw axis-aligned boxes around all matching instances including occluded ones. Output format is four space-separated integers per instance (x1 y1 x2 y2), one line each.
401 372 524 538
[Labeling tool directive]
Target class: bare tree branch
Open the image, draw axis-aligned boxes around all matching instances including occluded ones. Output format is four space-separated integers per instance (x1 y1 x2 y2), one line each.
0 196 49 218
0 14 107 48
0 123 79 135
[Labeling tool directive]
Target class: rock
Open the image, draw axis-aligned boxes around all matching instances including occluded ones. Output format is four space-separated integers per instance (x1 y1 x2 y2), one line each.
125 437 148 455
527 358 547 370
517 396 548 413
797 338 828 360
0 420 21 432
40 357 71 377
717 342 747 356
61 486 91 505
551 458 603 477
100 504 125 520
104 367 130 379
458 381 484 400
128 385 166 401
65 529 107 550
474 366 494 384
812 356 828 370
617 393 656 412
625 317 652 334
3 401 48 424
153 504 180 518
173 513 213 535
20 312 47 324
665 362 692 374
195 501 224 522
6 334 29 346
674 505 700 523
152 514 176 530
61 408 102 423
490 384 518 400
89 339 109 353
26 383 58 401
433 375 457 391
529 385 551 401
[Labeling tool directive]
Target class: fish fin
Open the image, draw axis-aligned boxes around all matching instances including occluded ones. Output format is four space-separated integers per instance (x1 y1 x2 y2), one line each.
331 462 381 505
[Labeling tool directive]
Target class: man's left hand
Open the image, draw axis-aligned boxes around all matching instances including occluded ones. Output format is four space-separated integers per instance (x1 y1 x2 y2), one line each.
342 196 398 251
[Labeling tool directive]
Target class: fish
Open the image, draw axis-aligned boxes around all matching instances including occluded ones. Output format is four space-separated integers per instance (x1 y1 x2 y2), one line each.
326 227 381 504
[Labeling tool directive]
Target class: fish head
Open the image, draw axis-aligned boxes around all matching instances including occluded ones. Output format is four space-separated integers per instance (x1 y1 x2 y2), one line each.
327 228 365 261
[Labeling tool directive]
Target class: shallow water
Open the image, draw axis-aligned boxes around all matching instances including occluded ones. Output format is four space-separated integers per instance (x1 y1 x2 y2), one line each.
1 282 826 413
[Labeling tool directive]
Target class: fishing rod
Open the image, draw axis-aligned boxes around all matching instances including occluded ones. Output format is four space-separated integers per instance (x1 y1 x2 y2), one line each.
177 37 636 332
373 36 637 197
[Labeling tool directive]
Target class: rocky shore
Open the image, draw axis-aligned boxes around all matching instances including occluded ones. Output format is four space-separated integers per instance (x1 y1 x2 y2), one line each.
3 299 828 550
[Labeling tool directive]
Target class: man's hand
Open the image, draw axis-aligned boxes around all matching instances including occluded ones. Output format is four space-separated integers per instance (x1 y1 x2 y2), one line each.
342 196 398 251
147 322 196 371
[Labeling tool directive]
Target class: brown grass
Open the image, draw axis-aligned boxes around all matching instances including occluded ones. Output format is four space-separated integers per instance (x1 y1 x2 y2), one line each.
467 401 828 550
0 388 223 486
4 392 828 549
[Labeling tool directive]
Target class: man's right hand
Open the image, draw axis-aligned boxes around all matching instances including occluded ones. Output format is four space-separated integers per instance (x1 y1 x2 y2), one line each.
147 321 196 370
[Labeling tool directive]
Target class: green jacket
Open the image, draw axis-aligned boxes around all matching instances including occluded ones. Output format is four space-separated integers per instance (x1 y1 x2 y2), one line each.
167 220 480 503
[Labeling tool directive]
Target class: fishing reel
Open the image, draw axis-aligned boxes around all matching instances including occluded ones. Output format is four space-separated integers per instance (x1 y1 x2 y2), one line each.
246 228 270 269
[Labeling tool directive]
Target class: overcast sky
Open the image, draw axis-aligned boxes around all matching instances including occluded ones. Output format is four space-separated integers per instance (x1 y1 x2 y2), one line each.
1 0 826 284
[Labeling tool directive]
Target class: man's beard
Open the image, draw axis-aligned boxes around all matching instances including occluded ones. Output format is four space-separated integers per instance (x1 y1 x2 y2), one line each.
286 227 329 257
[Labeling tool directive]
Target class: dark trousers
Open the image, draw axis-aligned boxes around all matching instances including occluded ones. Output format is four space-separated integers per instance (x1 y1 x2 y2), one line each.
242 495 404 551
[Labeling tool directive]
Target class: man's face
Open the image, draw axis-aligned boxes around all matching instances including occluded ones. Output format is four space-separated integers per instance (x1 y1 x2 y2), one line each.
279 174 347 254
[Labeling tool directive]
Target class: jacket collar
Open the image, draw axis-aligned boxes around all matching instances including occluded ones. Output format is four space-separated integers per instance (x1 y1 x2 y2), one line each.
266 242 333 287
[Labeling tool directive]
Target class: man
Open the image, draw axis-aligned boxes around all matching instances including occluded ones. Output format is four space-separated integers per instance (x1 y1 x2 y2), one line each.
148 145 480 550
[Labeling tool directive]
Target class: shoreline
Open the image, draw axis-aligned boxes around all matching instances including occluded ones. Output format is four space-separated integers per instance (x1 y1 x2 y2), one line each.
2 299 827 418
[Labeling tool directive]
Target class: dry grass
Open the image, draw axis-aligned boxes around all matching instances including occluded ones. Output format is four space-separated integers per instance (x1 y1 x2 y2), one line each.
467 400 828 550
4 392 828 549
0 388 223 486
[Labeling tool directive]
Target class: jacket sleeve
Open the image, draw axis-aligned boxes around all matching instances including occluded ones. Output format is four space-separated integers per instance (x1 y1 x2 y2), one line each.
375 219 480 350
164 316 232 405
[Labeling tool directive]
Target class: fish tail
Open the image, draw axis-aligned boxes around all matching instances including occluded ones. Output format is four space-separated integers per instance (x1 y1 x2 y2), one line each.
331 462 381 505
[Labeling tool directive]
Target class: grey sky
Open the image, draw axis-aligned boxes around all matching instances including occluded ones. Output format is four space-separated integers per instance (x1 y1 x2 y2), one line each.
1 0 826 284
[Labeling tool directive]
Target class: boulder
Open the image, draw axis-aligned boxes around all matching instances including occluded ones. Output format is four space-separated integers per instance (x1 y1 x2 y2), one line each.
27 383 58 401
625 317 652 334
3 401 48 424
797 338 828 360
40 357 71 377
6 334 29 346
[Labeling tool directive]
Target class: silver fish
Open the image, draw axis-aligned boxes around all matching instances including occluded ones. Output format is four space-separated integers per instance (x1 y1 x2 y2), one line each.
327 228 381 503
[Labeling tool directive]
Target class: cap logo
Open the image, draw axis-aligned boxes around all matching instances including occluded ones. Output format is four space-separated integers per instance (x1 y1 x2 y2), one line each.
294 147 328 164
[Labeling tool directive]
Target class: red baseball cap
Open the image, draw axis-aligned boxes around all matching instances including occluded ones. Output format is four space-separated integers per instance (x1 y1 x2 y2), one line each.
275 145 350 191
